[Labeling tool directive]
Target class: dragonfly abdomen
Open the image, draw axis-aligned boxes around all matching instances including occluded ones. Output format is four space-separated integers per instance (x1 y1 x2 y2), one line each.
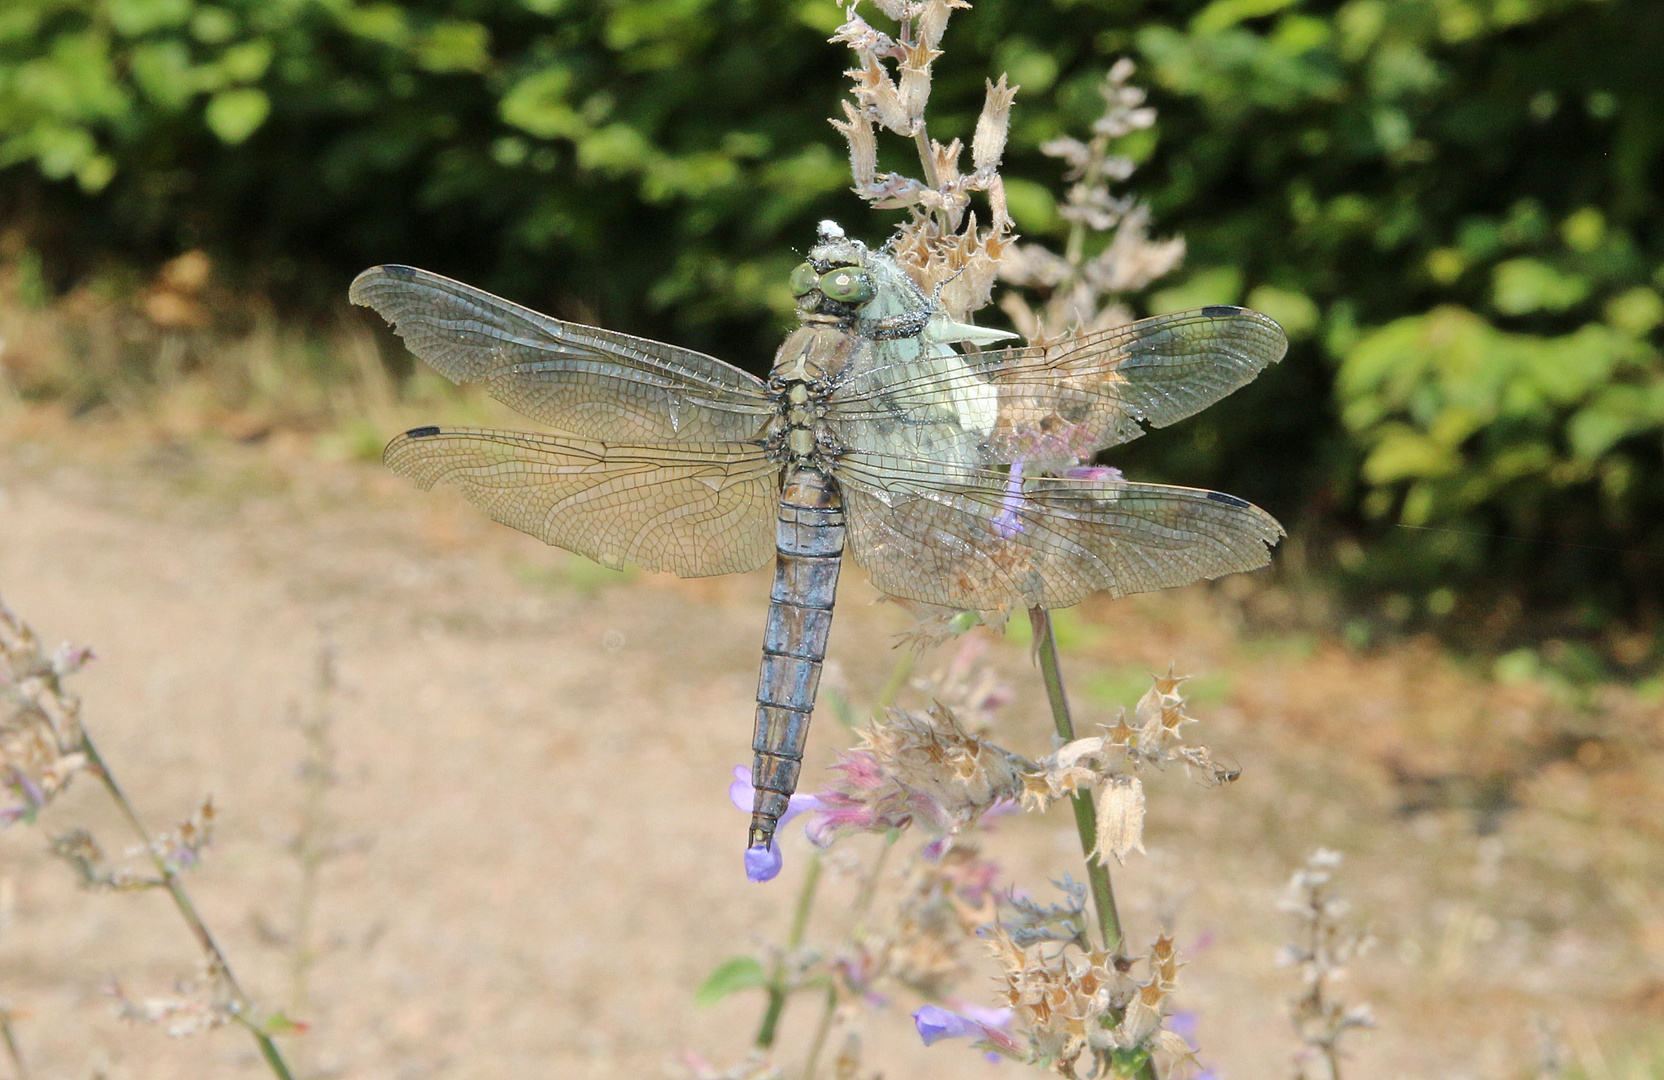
750 466 844 854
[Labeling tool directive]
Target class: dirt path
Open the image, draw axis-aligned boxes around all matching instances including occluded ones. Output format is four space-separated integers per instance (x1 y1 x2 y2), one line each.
1 424 1658 1079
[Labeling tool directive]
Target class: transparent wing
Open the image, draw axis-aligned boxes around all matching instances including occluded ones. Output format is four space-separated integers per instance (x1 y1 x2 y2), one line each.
827 306 1287 464
352 265 775 443
836 453 1282 611
385 426 780 576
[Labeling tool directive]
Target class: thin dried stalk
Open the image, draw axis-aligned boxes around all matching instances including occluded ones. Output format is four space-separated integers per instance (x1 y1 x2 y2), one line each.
0 1003 26 1080
1028 607 1124 954
1280 850 1376 1080
999 59 1184 343
0 597 297 1080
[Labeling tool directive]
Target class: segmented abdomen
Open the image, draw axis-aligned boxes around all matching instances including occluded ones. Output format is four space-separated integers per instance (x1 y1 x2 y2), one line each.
750 466 844 851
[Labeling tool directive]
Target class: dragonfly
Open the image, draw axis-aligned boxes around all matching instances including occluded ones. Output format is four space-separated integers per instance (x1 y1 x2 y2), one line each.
351 221 1287 880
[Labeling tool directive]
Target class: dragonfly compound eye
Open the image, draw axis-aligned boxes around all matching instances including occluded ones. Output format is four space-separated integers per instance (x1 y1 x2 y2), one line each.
819 268 875 305
788 262 820 297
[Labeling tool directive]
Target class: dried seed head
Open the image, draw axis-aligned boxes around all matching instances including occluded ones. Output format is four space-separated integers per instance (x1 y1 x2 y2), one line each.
998 62 1183 342
1093 775 1146 866
916 0 969 52
928 137 962 189
2 599 93 824
109 969 238 1038
832 100 879 188
898 40 941 125
973 75 1017 173
811 704 1028 846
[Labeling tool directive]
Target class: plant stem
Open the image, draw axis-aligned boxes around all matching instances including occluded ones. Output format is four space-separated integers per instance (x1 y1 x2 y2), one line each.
1029 610 1161 1080
800 984 839 1080
876 651 915 712
1027 608 1123 954
0 1005 27 1080
849 834 892 938
80 733 296 1080
291 645 338 1022
755 852 824 1049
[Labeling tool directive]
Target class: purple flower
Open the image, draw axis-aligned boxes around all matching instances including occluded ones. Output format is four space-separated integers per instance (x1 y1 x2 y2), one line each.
915 1005 1000 1044
1167 1010 1217 1079
744 844 783 882
49 643 96 677
992 460 1025 538
0 767 44 828
913 1004 1020 1061
730 766 825 883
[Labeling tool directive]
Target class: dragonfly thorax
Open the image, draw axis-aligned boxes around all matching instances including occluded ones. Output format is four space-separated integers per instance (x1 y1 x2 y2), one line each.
767 322 856 464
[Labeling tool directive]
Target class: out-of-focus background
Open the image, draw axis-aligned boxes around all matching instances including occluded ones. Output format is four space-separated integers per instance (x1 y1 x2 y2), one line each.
0 0 1660 1077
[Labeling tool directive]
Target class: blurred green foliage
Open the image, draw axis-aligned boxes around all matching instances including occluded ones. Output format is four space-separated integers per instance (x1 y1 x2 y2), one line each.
1 0 1661 637
1124 0 1664 637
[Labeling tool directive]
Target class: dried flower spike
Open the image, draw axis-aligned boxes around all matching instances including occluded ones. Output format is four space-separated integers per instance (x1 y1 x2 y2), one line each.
1281 849 1377 1080
831 0 1013 320
1000 61 1184 344
1 598 93 824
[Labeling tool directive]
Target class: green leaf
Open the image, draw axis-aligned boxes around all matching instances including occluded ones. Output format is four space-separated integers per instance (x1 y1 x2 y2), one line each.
1492 258 1590 315
1148 266 1243 313
131 40 195 111
1191 0 1300 35
108 0 192 37
694 956 767 1007
1604 287 1664 337
1246 284 1319 337
418 22 491 74
219 39 274 84
1362 424 1460 483
204 87 269 144
259 1012 311 1036
500 67 581 139
1002 177 1059 233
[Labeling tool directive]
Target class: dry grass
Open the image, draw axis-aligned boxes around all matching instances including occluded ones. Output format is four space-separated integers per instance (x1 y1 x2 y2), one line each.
0 409 1660 1079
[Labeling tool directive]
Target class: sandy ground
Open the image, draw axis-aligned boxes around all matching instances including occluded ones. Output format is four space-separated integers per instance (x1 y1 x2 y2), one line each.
0 418 1660 1080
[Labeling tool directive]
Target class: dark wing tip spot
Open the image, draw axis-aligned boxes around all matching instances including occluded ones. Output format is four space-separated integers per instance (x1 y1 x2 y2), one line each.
1201 304 1243 317
405 425 442 438
1206 490 1251 508
349 263 420 307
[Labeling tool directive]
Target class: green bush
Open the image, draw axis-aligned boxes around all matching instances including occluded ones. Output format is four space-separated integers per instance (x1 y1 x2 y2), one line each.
1123 0 1663 627
1 0 1660 634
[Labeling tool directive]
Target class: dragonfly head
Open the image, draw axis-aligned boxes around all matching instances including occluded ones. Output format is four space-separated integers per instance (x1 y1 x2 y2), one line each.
792 222 902 321
792 225 936 336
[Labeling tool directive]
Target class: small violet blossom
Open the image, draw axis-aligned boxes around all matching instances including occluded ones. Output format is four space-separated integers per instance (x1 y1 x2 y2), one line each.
994 464 1125 540
730 765 824 884
913 1004 1021 1061
1 766 45 826
992 460 1025 538
1166 1011 1216 1080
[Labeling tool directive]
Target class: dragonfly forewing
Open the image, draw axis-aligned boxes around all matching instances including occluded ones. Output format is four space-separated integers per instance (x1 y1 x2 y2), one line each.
352 265 775 444
827 306 1287 467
